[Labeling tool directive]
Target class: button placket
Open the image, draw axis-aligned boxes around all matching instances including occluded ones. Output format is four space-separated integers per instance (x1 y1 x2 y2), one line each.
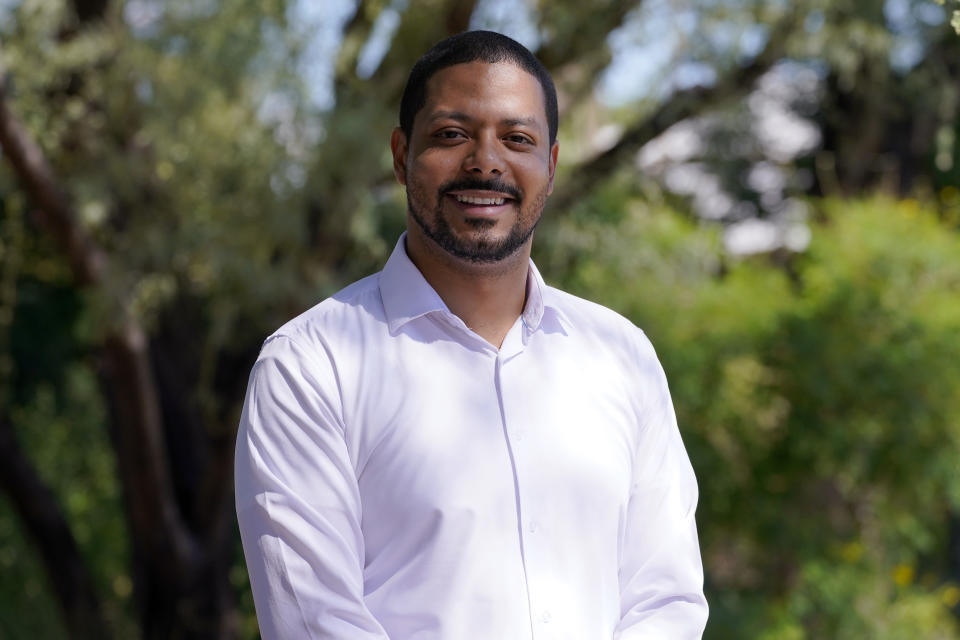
494 353 538 637
499 349 557 638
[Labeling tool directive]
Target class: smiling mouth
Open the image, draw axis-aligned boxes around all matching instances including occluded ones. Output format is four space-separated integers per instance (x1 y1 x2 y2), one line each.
453 194 508 206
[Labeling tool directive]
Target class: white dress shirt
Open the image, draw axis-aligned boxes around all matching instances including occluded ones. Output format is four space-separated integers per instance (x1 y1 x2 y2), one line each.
235 234 708 639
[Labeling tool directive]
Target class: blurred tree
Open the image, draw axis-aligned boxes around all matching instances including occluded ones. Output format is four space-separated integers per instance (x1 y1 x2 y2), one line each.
538 193 960 638
0 0 312 636
937 0 960 32
602 0 960 257
0 0 958 638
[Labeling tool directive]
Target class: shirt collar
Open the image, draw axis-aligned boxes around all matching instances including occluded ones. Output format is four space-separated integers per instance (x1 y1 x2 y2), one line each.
379 233 449 334
379 233 570 336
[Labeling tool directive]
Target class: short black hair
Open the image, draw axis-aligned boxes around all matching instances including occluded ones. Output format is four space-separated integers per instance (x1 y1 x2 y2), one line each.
399 30 558 146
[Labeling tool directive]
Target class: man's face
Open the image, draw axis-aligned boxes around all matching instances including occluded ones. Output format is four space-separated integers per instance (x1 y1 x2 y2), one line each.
391 61 558 264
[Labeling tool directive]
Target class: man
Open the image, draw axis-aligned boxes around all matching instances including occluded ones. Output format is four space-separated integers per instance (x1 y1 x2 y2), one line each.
235 30 707 639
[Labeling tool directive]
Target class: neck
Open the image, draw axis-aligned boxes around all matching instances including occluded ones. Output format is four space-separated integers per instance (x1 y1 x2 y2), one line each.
404 229 530 349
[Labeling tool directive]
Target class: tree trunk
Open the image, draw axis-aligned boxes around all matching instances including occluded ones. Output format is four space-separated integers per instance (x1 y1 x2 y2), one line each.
0 413 112 640
0 68 241 639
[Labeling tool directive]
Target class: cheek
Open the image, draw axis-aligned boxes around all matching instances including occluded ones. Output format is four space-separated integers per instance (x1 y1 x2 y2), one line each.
405 164 438 210
410 147 456 176
407 159 443 194
516 155 553 185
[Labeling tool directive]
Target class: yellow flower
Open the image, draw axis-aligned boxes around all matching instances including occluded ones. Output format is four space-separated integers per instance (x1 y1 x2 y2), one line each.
943 585 960 608
892 564 914 587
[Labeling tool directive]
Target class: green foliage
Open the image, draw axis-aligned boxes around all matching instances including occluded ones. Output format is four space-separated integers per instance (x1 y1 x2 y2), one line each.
0 189 134 636
542 193 960 637
0 505 65 638
0 0 314 635
3 0 316 343
0 366 135 637
934 0 960 34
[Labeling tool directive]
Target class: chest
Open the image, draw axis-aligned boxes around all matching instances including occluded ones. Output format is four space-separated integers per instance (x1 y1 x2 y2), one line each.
339 324 638 527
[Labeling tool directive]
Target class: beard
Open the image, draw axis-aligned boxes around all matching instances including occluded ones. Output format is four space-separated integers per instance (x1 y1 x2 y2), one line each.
406 177 547 264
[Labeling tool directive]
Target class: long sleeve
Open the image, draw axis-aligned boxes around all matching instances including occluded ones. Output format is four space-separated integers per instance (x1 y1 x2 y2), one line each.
614 333 708 639
234 334 389 640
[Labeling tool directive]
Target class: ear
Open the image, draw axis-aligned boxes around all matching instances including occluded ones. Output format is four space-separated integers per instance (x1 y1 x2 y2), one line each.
390 127 408 185
546 140 559 195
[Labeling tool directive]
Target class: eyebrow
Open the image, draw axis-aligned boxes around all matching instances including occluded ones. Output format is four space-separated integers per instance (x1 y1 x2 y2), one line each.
429 111 540 129
501 117 539 129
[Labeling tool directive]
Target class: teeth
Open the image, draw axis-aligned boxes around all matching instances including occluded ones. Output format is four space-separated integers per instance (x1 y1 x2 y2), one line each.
455 195 506 206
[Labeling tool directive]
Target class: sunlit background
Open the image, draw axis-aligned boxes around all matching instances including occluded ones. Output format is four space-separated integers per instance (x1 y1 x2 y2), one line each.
1 0 959 638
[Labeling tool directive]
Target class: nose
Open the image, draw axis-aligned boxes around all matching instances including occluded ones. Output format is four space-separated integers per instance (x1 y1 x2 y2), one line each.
462 133 504 177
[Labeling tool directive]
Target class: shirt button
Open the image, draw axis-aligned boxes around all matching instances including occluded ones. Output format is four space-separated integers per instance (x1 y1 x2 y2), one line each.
541 610 551 623
528 521 538 533
515 431 524 441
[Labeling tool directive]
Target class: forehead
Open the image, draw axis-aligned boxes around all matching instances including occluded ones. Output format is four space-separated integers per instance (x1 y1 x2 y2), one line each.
420 61 548 128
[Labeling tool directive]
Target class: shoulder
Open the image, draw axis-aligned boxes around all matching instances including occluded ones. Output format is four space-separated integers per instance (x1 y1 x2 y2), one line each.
259 272 385 363
543 284 664 373
545 285 651 343
272 273 383 341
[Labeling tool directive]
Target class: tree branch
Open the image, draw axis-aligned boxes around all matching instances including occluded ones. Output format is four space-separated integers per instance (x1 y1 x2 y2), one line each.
443 0 475 34
536 1 635 71
548 20 793 215
333 0 377 93
0 75 107 286
0 66 198 608
367 0 479 92
101 320 200 577
0 413 112 639
70 0 109 24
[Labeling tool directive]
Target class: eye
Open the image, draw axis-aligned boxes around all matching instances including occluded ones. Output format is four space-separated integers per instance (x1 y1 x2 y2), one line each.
435 129 466 141
505 133 534 145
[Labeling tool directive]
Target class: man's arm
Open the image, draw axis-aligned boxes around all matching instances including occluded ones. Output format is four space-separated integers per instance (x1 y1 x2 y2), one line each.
615 333 708 639
235 335 389 640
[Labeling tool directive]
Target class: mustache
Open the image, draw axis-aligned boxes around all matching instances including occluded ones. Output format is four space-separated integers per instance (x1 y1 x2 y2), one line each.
439 178 523 202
